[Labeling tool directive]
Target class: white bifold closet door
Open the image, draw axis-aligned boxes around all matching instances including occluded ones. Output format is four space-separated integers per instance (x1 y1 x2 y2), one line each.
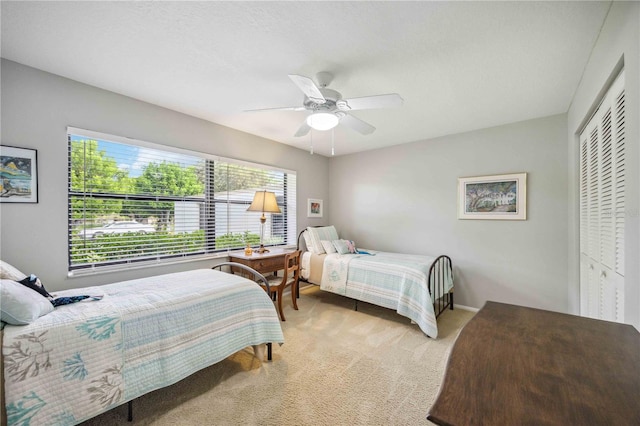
579 71 625 322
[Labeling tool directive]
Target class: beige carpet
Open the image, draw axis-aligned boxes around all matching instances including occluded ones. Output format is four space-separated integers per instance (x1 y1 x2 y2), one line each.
80 285 474 426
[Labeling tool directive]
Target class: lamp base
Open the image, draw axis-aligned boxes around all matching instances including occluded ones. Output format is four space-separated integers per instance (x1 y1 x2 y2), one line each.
257 245 270 254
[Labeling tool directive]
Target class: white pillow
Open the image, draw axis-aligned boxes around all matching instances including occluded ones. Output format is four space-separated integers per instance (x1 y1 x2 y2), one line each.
0 260 27 281
0 279 54 325
303 231 316 254
321 240 337 254
306 226 339 254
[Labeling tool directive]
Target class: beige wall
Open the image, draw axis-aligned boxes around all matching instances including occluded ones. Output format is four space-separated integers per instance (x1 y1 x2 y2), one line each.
0 59 330 291
329 114 568 312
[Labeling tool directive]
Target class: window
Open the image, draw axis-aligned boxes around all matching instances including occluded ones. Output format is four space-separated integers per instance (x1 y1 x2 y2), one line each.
68 128 296 273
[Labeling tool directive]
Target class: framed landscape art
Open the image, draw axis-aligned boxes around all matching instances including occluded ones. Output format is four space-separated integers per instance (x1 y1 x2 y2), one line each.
0 145 38 203
458 173 526 220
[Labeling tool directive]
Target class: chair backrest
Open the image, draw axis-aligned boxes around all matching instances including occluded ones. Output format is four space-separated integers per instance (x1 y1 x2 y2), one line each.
284 250 301 284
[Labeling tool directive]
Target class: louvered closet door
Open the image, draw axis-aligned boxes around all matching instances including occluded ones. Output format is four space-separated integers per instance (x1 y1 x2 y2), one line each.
579 71 625 322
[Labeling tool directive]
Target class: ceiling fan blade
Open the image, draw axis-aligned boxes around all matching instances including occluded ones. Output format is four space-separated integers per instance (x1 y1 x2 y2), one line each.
337 93 404 111
294 120 311 137
339 113 376 135
288 74 326 105
244 106 306 112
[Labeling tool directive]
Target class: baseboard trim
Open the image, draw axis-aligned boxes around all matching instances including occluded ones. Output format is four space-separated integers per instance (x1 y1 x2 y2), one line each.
454 304 479 313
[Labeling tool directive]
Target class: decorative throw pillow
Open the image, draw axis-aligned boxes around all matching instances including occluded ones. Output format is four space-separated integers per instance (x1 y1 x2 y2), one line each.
321 240 337 254
0 279 54 325
19 274 53 299
346 240 357 254
307 226 339 254
332 239 350 255
0 260 27 282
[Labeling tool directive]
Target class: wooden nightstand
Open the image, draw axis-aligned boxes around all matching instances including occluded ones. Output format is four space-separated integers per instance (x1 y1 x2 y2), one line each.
228 247 296 277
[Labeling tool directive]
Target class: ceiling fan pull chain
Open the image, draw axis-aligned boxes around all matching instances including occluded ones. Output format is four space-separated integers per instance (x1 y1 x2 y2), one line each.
310 129 314 155
331 128 335 156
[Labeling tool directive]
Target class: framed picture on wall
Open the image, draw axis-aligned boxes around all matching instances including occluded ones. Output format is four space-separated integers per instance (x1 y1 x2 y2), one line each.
458 173 526 220
307 198 323 218
0 145 38 203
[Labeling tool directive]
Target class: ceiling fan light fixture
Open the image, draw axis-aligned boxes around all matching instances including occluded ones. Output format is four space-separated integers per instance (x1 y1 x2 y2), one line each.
306 112 339 131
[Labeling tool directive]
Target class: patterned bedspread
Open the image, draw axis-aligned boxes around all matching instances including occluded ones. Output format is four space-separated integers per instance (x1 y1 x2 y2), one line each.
2 269 284 425
316 251 453 338
319 253 356 295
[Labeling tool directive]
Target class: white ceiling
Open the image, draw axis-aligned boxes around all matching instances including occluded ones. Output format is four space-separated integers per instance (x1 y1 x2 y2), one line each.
1 1 611 157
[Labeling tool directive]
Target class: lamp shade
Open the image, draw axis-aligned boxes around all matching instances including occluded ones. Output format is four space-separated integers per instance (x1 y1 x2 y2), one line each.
247 191 281 214
306 112 339 131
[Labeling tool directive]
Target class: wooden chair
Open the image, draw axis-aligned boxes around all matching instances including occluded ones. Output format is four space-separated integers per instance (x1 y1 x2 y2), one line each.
262 250 300 321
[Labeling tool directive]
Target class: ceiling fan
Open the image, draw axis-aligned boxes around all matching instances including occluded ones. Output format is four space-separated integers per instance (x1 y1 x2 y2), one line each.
246 72 403 137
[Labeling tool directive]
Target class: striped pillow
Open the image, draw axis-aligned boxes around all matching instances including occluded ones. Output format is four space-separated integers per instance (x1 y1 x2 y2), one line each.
303 231 315 253
306 226 339 254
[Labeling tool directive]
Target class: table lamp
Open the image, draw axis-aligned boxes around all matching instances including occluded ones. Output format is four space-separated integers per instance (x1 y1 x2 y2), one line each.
247 190 281 253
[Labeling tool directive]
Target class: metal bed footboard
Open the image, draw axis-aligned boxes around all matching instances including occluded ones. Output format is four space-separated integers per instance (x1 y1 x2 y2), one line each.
429 255 454 318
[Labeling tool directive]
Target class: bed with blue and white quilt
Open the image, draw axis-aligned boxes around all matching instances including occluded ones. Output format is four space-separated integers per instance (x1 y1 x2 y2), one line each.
1 267 284 425
299 226 454 338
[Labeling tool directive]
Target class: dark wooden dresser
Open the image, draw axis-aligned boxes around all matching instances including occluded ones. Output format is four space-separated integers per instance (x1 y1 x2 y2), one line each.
427 301 640 425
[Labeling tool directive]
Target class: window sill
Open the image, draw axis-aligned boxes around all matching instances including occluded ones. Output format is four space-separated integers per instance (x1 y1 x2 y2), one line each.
67 252 230 278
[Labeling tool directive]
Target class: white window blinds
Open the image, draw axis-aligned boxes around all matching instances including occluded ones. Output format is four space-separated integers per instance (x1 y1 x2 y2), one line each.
579 70 625 322
68 128 296 272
